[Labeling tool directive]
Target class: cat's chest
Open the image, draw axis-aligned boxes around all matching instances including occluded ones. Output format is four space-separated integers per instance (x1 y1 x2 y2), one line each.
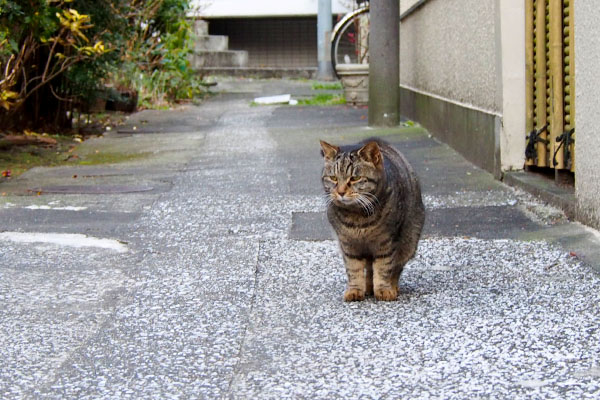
331 211 389 241
337 224 392 258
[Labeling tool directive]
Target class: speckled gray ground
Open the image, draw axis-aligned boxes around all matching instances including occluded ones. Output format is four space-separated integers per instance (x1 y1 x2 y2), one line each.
1 80 600 399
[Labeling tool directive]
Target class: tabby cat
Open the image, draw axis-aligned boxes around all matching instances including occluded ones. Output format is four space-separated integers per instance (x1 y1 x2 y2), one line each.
320 138 425 301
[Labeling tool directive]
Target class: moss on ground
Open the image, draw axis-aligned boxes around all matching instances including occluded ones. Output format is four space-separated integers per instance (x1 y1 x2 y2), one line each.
311 81 343 90
297 93 346 106
0 136 76 178
0 135 150 181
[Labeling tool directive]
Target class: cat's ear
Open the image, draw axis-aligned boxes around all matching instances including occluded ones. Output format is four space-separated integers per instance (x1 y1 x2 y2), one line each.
358 141 383 168
320 140 340 161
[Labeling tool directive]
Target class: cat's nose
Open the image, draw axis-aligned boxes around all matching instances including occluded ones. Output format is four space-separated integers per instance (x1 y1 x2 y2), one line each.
336 184 348 196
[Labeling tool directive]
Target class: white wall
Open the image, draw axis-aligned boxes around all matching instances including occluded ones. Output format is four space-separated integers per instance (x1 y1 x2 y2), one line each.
400 0 500 113
401 0 423 15
497 0 526 171
399 0 526 171
191 0 351 18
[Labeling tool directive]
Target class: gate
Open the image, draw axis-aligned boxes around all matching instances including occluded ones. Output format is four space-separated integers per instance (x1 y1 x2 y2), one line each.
525 0 575 180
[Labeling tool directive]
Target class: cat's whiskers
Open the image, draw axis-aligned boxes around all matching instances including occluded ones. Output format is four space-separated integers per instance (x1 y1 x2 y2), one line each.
363 193 378 211
353 195 368 214
355 194 375 215
320 193 334 207
361 192 380 207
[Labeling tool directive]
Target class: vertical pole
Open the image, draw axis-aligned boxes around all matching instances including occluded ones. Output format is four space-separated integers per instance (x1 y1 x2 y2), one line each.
525 0 534 136
525 0 535 167
535 0 548 167
369 0 400 127
317 0 334 80
549 0 564 170
567 0 575 172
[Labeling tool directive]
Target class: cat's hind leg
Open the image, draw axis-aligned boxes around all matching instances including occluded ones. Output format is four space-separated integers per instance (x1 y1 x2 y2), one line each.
372 258 398 301
373 247 416 300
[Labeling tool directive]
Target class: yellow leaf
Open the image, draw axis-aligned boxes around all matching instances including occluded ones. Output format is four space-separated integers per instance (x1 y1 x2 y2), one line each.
93 41 105 53
68 8 81 19
0 90 19 109
57 9 92 42
1 90 19 100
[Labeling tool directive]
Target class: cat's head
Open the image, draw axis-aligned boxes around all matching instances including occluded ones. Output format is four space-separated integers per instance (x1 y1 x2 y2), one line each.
320 140 383 213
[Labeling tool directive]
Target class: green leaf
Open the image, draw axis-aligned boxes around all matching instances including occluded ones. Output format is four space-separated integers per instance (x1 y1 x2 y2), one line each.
8 38 18 53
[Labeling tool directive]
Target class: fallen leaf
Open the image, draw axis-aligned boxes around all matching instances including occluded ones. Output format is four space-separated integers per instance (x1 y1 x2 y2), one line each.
1 170 11 177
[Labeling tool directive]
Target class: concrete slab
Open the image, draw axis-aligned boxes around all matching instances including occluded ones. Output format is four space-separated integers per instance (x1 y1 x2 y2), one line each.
505 170 577 218
290 205 543 242
0 208 140 236
289 211 333 241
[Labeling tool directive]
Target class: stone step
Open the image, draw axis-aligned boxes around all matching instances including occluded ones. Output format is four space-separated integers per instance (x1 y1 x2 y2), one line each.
193 67 318 79
190 50 249 68
193 19 209 36
195 35 228 52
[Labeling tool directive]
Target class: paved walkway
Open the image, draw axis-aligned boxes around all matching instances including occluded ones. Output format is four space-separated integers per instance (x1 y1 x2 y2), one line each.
1 79 600 399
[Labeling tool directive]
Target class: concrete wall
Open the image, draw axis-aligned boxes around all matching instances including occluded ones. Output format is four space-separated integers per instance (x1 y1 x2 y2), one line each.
400 0 500 112
191 0 350 18
497 1 526 171
401 0 423 16
399 0 526 176
575 1 600 229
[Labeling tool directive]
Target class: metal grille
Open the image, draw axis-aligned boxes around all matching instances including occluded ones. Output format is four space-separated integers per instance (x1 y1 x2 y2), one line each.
525 0 575 172
209 17 318 68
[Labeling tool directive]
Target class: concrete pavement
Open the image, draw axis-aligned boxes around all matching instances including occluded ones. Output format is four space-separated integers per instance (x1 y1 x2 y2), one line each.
1 79 600 399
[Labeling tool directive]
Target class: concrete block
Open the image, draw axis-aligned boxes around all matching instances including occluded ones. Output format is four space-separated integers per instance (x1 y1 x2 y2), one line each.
194 35 228 52
400 86 500 177
191 50 249 68
336 64 369 106
193 19 209 36
192 67 318 79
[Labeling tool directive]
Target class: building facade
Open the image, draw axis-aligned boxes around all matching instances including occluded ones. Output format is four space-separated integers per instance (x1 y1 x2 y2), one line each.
400 0 599 229
190 0 351 69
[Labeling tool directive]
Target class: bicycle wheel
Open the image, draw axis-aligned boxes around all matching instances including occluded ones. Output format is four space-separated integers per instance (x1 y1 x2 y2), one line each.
330 6 370 78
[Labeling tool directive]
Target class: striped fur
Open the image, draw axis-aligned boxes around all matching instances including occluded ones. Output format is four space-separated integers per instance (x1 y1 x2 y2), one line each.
320 138 425 301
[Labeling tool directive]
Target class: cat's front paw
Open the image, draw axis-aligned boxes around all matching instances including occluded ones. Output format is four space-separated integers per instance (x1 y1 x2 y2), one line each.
343 288 365 302
374 287 398 301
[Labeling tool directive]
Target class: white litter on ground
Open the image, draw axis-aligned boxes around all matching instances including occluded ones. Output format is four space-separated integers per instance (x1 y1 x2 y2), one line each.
254 94 291 105
24 205 88 211
0 232 128 252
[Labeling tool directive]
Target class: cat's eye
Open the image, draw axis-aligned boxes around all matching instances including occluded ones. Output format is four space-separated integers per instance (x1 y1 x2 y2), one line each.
328 176 338 182
350 176 362 183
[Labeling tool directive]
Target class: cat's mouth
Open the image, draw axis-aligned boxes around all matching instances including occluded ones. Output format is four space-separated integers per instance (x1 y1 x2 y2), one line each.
332 194 358 207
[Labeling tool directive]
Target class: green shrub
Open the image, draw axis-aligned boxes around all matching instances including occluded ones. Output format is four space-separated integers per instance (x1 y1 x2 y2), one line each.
0 0 204 132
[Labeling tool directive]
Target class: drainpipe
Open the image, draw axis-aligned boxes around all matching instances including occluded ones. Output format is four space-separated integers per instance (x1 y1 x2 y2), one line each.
317 0 334 80
369 0 400 126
